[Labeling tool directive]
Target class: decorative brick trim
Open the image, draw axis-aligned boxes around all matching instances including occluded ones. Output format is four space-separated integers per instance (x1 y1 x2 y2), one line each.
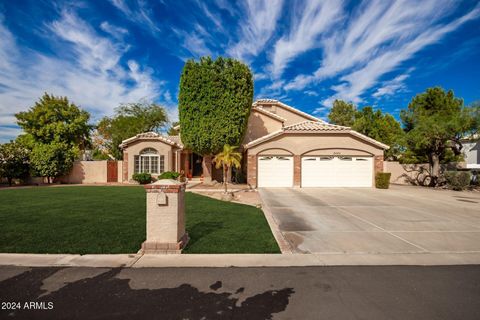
247 154 257 188
374 155 384 174
144 183 186 193
122 152 128 182
293 155 301 187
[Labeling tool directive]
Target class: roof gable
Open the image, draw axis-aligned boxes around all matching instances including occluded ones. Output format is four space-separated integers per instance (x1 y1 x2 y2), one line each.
119 132 183 149
253 99 323 123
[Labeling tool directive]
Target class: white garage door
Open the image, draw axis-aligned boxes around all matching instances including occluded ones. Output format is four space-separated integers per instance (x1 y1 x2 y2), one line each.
258 156 294 187
302 156 373 187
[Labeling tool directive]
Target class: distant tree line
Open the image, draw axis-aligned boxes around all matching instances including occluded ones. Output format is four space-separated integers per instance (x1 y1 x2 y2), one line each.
328 88 480 186
0 93 170 185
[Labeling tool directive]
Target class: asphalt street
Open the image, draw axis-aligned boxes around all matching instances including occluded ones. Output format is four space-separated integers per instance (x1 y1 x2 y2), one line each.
1 265 479 319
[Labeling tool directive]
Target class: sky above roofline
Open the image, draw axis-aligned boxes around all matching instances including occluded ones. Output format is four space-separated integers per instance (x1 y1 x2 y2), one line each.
1 0 479 143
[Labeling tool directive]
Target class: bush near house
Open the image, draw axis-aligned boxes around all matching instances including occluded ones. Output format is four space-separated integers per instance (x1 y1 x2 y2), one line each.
132 173 153 184
444 171 471 191
158 171 180 180
375 172 391 189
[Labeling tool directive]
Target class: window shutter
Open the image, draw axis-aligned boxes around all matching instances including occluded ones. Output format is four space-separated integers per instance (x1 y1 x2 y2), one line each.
134 155 139 173
160 155 165 173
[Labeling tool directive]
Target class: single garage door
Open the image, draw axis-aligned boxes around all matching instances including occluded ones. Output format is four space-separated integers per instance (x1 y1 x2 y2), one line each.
302 156 373 187
258 156 293 187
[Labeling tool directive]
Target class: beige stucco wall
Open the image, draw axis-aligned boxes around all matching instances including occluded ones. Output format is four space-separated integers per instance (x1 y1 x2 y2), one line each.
60 161 108 184
243 109 283 144
123 139 178 182
248 133 384 156
383 161 431 185
117 160 124 183
275 106 312 126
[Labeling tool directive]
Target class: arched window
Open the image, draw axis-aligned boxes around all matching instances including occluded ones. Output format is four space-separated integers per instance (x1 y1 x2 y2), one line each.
134 148 164 174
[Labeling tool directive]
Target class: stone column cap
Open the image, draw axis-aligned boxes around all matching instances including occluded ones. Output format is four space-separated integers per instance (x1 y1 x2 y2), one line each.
144 179 186 192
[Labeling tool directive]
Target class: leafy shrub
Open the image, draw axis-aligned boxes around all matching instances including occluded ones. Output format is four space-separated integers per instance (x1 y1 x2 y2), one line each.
234 169 246 184
158 171 180 180
444 171 471 191
132 173 153 184
375 172 391 189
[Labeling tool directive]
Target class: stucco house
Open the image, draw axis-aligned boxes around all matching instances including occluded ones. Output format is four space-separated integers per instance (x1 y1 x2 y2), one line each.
119 99 389 188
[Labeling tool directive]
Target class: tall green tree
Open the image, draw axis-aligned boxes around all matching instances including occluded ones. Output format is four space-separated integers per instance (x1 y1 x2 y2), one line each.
15 93 91 182
0 141 30 186
400 87 475 186
328 100 356 126
352 107 404 159
97 101 168 159
179 56 253 182
15 93 91 150
327 101 404 159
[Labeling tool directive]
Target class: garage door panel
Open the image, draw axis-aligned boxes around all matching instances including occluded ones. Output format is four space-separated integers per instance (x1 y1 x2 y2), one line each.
301 156 373 187
258 156 293 187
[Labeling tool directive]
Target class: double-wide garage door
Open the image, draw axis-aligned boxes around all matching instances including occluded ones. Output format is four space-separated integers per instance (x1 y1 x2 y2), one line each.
302 156 373 187
257 155 373 187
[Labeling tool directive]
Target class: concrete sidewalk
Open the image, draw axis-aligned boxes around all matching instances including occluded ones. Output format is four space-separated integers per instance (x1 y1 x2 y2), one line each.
1 252 480 268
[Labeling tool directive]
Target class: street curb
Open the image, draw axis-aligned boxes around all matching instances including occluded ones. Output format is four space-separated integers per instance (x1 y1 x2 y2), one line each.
1 252 480 268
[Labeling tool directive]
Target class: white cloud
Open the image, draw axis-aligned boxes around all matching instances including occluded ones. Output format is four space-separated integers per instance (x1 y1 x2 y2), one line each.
100 21 128 40
270 0 343 78
228 0 284 61
304 90 319 97
172 26 213 58
0 126 22 143
109 0 160 35
287 0 480 106
372 72 411 98
0 10 170 141
198 1 223 31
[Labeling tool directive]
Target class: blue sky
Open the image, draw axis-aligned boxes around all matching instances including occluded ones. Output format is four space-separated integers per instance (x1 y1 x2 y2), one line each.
1 0 480 142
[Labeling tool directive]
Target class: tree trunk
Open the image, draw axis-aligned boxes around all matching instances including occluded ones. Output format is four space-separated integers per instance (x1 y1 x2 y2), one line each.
428 153 440 187
202 155 212 184
224 164 228 193
7 177 12 186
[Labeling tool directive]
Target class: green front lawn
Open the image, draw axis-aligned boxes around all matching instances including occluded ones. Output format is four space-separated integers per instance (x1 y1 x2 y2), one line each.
0 186 279 254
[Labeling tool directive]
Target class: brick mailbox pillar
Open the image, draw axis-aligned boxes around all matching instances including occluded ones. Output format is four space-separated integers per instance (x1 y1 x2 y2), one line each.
141 179 189 254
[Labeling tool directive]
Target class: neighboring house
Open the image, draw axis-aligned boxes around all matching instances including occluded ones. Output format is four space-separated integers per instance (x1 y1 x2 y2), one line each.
119 99 389 187
461 135 480 169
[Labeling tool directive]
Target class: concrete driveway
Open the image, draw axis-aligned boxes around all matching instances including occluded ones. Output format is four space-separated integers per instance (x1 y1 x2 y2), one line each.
259 185 480 254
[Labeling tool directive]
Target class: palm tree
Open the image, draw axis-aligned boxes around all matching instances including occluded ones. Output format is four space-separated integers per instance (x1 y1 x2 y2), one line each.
213 145 242 193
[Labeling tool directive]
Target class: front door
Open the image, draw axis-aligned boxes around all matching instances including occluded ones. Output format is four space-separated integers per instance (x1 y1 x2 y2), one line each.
192 153 203 177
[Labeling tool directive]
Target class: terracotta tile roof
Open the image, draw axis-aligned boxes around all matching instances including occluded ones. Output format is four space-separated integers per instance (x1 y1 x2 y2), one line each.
119 132 183 149
283 120 350 132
